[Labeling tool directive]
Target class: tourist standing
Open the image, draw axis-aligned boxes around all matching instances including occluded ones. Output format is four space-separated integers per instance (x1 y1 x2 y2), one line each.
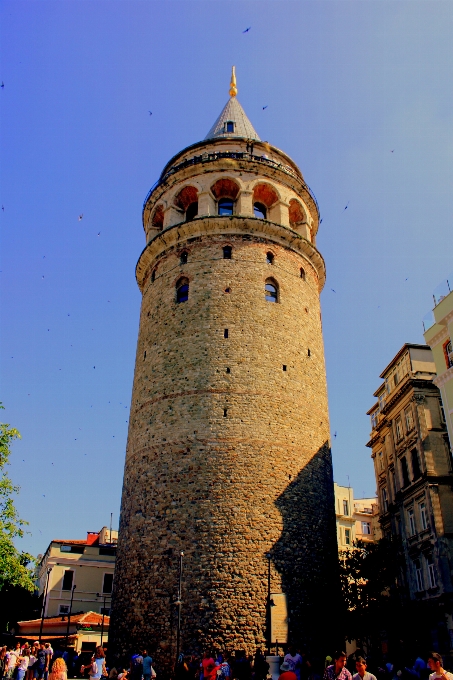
324 653 352 680
142 652 153 680
48 659 67 680
81 648 107 680
353 657 377 680
17 650 30 680
284 648 303 680
427 654 453 680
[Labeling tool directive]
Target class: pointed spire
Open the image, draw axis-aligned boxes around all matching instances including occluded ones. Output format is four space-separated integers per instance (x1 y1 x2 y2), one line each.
204 67 260 142
229 66 237 97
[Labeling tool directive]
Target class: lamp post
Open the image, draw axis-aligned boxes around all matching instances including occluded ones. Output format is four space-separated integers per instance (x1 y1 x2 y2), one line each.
265 553 271 655
175 551 184 665
97 593 111 647
39 567 52 643
65 584 76 650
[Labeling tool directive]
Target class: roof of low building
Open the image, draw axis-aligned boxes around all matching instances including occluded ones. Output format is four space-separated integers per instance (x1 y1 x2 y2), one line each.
18 611 109 627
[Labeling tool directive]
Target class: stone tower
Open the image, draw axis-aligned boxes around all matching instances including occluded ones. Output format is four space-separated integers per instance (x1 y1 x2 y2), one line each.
110 69 338 664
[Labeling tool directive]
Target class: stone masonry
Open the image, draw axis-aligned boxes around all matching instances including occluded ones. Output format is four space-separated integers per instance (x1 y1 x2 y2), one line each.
109 86 338 666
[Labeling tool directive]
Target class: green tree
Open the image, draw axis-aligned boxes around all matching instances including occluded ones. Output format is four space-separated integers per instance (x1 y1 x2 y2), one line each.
0 410 35 592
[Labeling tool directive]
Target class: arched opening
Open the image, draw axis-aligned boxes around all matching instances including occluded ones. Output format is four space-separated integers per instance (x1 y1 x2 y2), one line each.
211 178 240 216
289 199 306 229
180 251 188 265
266 252 274 265
151 205 164 231
253 202 267 219
151 268 157 283
265 279 278 303
300 267 306 280
174 186 199 223
176 277 189 303
223 246 232 259
252 183 279 214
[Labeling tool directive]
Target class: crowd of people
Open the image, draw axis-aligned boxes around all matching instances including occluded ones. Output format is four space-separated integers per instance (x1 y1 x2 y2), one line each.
0 644 452 680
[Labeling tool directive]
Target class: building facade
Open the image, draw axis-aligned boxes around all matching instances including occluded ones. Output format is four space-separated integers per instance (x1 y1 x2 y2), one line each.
334 483 380 549
16 611 110 653
110 70 338 663
424 273 453 455
367 344 453 645
37 527 117 619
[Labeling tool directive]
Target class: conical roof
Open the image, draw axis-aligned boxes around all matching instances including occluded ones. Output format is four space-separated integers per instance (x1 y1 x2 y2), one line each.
204 96 261 141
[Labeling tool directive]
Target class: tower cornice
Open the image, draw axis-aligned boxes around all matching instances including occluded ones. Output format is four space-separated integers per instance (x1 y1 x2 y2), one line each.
143 142 319 234
136 215 326 293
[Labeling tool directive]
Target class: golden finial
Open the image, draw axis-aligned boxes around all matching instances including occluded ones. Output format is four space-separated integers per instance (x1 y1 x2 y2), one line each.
229 66 238 97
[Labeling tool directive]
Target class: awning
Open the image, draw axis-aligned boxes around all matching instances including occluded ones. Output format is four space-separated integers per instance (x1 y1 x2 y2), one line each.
16 635 79 642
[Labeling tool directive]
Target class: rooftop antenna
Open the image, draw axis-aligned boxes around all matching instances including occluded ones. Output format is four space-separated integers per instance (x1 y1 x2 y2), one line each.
346 475 350 488
110 513 113 544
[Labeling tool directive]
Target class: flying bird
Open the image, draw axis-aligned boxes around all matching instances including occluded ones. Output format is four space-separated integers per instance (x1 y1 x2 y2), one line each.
243 27 251 33
97 232 101 236
343 202 349 211
331 289 336 293
334 432 337 438
262 106 268 110
1 205 4 211
1 82 4 89
78 214 83 221
148 111 152 116
391 149 395 153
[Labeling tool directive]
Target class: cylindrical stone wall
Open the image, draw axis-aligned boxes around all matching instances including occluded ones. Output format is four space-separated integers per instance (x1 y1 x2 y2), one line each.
110 214 338 665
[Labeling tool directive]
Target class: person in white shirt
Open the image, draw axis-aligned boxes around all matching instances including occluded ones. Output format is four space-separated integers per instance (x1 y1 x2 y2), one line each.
353 657 377 680
284 647 303 680
427 653 453 680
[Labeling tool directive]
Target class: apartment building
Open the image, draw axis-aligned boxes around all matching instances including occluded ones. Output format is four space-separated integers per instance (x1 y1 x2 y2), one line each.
37 526 117 618
334 483 380 549
366 344 453 645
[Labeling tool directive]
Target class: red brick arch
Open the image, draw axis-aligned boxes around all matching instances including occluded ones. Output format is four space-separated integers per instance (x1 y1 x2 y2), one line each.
252 182 279 208
210 178 240 200
151 204 164 230
174 185 199 211
289 199 306 226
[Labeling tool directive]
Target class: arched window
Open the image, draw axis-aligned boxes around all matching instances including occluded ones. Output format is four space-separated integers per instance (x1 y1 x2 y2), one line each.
265 279 278 303
254 202 267 219
185 202 198 222
223 246 232 259
180 251 188 265
289 199 306 229
151 268 157 282
266 252 274 265
300 267 306 280
151 205 164 231
218 199 234 216
176 277 189 303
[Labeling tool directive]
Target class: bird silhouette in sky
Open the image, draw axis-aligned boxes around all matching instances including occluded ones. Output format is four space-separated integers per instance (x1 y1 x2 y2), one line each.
262 106 268 110
1 205 4 211
334 432 337 438
343 202 349 211
243 27 251 33
149 111 152 116
1 82 4 89
391 149 395 153
78 214 83 221
97 232 101 236
331 289 336 293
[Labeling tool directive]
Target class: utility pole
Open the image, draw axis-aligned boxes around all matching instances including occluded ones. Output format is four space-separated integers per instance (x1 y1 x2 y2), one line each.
266 553 271 655
97 593 111 647
39 567 52 643
65 584 76 650
175 551 184 664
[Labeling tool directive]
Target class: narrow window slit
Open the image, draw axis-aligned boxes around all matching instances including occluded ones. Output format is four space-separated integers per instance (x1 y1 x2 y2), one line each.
224 329 229 338
223 408 228 417
283 365 287 371
226 367 231 374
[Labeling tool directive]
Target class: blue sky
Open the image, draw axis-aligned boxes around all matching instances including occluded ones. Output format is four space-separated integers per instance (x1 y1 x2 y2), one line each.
1 1 452 557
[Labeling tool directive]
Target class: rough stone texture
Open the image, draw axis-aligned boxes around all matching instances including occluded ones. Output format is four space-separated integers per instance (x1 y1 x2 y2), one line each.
110 137 338 666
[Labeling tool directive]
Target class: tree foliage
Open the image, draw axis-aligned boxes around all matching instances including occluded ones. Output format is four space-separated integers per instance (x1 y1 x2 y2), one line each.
0 409 35 592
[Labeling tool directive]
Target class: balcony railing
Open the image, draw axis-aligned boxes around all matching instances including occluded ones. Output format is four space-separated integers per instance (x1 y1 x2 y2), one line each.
142 150 320 215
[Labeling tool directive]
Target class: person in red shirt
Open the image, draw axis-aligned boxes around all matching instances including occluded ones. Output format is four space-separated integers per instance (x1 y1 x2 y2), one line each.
202 653 216 680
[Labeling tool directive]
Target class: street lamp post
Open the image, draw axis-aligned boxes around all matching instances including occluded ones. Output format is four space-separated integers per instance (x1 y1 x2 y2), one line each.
175 551 184 665
39 567 52 644
265 553 271 655
65 584 77 650
97 593 111 647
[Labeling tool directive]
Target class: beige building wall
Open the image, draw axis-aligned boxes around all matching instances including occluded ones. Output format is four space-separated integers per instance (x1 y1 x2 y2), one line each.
366 344 453 614
424 278 453 456
334 484 380 549
37 528 117 619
